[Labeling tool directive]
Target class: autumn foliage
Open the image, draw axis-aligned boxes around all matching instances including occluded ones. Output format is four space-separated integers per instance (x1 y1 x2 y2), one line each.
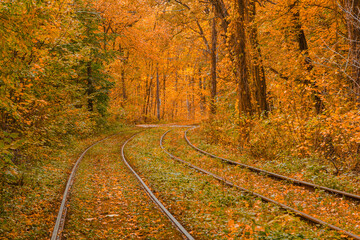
2 0 360 239
103 0 360 173
1 0 360 190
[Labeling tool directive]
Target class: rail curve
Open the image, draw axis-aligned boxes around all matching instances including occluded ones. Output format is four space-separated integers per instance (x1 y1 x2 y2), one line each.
51 136 112 240
185 127 360 201
161 130 360 240
52 132 195 240
121 133 195 240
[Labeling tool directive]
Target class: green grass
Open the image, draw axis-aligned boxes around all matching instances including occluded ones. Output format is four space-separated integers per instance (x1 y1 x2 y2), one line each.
187 127 360 194
0 123 131 240
62 132 182 239
172 128 360 236
125 128 342 239
1 125 353 239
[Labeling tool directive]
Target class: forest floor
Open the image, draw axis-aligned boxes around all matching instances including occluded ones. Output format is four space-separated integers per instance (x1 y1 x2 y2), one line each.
1 125 359 239
0 125 127 239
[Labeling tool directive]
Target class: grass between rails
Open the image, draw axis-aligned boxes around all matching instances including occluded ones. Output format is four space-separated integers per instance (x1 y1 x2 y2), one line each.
166 129 360 238
0 124 131 240
126 127 337 239
63 132 182 239
187 127 360 195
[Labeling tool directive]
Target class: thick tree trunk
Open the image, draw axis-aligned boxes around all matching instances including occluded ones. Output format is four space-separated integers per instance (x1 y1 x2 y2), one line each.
210 13 217 115
346 0 360 102
249 2 268 116
234 0 252 116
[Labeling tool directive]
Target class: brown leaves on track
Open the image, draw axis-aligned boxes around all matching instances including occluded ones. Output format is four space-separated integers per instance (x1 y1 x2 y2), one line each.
62 134 183 239
168 128 360 237
124 128 343 239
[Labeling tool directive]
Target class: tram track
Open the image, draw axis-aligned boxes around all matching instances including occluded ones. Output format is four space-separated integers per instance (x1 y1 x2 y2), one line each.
161 130 360 239
51 131 194 240
185 127 360 201
121 133 194 240
51 136 113 240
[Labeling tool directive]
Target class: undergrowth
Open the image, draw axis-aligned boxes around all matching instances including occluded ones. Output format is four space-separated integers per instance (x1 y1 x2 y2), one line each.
0 123 130 239
126 128 342 239
196 118 360 194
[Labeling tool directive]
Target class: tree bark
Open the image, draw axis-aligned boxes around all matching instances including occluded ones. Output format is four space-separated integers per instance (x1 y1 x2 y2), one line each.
234 0 252 116
345 0 360 102
121 68 127 100
162 74 166 119
249 1 268 116
191 76 195 119
209 0 229 32
210 12 217 115
291 2 324 114
87 62 94 112
156 66 160 121
174 73 178 119
145 75 152 116
199 76 206 115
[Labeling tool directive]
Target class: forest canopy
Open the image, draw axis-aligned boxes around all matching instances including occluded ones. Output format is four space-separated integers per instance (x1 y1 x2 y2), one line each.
1 0 360 178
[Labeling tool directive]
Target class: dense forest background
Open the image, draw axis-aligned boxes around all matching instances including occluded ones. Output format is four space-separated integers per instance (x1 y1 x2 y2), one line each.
1 0 360 182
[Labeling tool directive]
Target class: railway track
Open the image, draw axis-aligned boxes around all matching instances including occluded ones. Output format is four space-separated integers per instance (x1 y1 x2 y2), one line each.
185 127 360 201
121 133 194 240
161 130 360 240
51 132 194 240
51 136 112 240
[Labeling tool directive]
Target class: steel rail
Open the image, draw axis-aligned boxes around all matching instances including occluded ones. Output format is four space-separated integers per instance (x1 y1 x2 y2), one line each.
121 133 195 240
51 136 112 240
185 127 360 201
161 130 360 240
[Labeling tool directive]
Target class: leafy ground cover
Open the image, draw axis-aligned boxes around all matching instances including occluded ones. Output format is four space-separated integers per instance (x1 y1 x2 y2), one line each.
0 125 130 239
187 127 360 195
175 128 360 237
125 127 342 239
2 125 357 239
63 133 182 239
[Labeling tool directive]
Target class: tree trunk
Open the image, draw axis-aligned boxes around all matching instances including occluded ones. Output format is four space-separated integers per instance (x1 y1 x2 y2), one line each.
191 76 195 119
143 76 148 115
291 2 324 113
210 12 217 115
174 73 178 119
249 1 268 116
156 67 160 121
145 75 152 116
199 76 206 115
345 0 360 102
186 76 191 119
209 0 229 33
234 0 252 116
87 62 94 112
121 68 127 100
162 74 166 119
